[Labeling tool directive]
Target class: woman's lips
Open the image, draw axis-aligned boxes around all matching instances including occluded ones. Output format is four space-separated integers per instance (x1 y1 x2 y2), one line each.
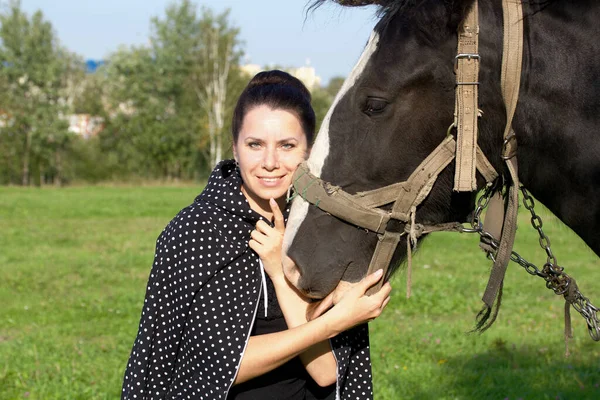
257 175 285 187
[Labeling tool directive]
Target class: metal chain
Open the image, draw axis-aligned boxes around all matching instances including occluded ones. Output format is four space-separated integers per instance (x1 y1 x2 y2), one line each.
461 185 600 341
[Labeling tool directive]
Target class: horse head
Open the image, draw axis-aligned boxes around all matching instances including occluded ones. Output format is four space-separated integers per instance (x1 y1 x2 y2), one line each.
283 0 600 300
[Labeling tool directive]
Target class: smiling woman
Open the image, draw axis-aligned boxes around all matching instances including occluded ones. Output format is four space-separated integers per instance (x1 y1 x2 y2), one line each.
121 69 391 400
234 105 309 219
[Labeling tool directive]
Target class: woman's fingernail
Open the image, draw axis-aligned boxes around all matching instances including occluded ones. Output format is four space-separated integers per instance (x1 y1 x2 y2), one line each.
374 269 383 277
270 198 276 205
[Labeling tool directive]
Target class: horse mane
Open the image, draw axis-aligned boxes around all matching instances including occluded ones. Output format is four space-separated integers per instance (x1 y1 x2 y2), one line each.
307 0 426 21
307 1 470 34
307 0 560 25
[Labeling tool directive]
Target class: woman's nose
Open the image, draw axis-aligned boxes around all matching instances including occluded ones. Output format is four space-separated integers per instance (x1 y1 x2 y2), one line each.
262 148 280 170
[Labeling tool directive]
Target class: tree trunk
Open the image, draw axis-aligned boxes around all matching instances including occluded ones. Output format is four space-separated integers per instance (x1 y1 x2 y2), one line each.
196 26 233 167
54 149 62 187
22 129 32 186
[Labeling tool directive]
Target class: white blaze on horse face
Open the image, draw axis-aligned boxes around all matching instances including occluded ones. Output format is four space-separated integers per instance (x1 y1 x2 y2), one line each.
282 31 381 268
308 30 380 177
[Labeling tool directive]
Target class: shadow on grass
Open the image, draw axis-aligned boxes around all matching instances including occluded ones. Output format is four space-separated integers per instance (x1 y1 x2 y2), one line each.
387 338 600 400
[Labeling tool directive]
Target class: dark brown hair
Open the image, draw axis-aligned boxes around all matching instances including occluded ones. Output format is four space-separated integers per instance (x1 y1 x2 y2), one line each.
232 70 316 145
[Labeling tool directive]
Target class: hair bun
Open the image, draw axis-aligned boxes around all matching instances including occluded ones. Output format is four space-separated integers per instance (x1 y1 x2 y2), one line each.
247 70 312 102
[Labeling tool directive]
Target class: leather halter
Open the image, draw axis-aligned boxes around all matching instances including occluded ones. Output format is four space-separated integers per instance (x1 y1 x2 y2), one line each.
291 0 523 299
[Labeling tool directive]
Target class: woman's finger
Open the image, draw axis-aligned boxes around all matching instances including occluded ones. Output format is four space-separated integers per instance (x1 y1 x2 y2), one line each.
381 296 391 311
269 198 285 233
355 269 384 296
248 239 259 252
250 229 267 244
373 281 392 302
308 292 334 320
255 220 271 233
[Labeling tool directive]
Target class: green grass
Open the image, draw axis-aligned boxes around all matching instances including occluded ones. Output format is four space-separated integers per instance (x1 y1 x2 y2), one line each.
1 186 599 399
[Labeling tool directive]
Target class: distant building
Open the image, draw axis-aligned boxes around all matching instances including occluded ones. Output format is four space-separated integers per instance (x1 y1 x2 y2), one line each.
0 109 13 128
239 62 322 92
68 114 105 139
239 63 262 78
287 65 321 92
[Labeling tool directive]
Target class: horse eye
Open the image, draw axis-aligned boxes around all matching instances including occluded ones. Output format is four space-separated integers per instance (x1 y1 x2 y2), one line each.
363 97 388 116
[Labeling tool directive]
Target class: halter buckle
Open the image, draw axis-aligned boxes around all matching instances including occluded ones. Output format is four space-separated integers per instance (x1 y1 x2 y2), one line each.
454 53 480 71
455 53 480 61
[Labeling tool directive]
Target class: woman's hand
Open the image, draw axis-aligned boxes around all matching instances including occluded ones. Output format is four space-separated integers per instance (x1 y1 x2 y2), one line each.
248 198 286 281
322 270 392 336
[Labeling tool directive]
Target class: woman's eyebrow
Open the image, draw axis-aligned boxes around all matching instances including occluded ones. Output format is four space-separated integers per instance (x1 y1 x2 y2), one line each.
243 136 298 143
244 136 264 142
278 137 298 143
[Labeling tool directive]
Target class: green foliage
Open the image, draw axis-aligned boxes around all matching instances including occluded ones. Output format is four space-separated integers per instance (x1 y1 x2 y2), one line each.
0 0 336 185
325 75 345 98
311 86 334 132
0 0 248 184
0 0 85 186
70 73 108 117
310 76 345 132
98 45 195 180
1 187 599 399
92 0 246 181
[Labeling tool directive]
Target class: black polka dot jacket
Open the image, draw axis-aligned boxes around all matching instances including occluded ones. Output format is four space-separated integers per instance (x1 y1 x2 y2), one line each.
121 160 374 400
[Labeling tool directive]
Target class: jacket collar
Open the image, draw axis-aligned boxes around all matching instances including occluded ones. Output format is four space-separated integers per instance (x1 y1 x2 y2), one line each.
196 159 265 225
197 159 291 225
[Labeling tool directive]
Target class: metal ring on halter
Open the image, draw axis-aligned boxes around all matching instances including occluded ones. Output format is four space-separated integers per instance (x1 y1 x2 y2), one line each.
446 122 457 137
501 133 517 160
458 224 480 233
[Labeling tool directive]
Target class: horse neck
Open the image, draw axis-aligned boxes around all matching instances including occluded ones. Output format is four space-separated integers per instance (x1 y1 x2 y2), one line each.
509 1 600 254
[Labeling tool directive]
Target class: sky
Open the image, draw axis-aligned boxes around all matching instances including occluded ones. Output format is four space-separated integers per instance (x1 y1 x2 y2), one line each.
17 0 381 85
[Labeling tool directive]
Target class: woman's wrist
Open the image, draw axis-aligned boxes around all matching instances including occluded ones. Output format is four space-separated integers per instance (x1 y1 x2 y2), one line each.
318 310 343 339
268 270 287 287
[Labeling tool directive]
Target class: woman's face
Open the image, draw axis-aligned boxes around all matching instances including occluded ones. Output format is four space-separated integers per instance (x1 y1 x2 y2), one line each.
234 105 309 214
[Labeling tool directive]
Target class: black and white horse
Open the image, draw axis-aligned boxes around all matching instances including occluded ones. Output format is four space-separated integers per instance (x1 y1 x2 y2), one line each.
282 0 600 301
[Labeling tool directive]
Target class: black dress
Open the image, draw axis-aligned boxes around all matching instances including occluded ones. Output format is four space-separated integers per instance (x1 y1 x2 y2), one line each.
227 275 335 400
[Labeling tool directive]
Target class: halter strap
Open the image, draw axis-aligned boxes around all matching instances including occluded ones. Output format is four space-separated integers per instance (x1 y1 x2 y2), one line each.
454 0 480 191
477 0 524 331
292 163 391 234
292 134 498 295
293 135 497 236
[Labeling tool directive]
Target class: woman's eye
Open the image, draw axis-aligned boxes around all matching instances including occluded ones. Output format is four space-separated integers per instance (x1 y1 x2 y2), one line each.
363 97 388 116
281 143 295 150
248 142 261 149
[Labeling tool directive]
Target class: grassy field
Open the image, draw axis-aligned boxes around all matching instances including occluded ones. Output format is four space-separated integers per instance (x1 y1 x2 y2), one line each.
1 186 599 400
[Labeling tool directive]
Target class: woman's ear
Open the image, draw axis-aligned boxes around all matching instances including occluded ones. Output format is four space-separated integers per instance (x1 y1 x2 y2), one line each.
232 144 239 162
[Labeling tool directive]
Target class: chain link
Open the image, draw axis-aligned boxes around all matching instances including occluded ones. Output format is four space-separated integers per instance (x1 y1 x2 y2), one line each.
461 185 600 341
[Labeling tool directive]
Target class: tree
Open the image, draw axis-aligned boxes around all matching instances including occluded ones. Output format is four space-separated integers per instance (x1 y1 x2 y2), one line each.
193 7 242 167
325 76 345 99
151 1 244 168
100 0 245 180
101 45 195 179
71 71 108 117
310 86 333 132
0 0 83 185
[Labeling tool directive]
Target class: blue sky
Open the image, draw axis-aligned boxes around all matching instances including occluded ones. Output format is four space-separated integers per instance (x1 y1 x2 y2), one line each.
18 0 380 84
